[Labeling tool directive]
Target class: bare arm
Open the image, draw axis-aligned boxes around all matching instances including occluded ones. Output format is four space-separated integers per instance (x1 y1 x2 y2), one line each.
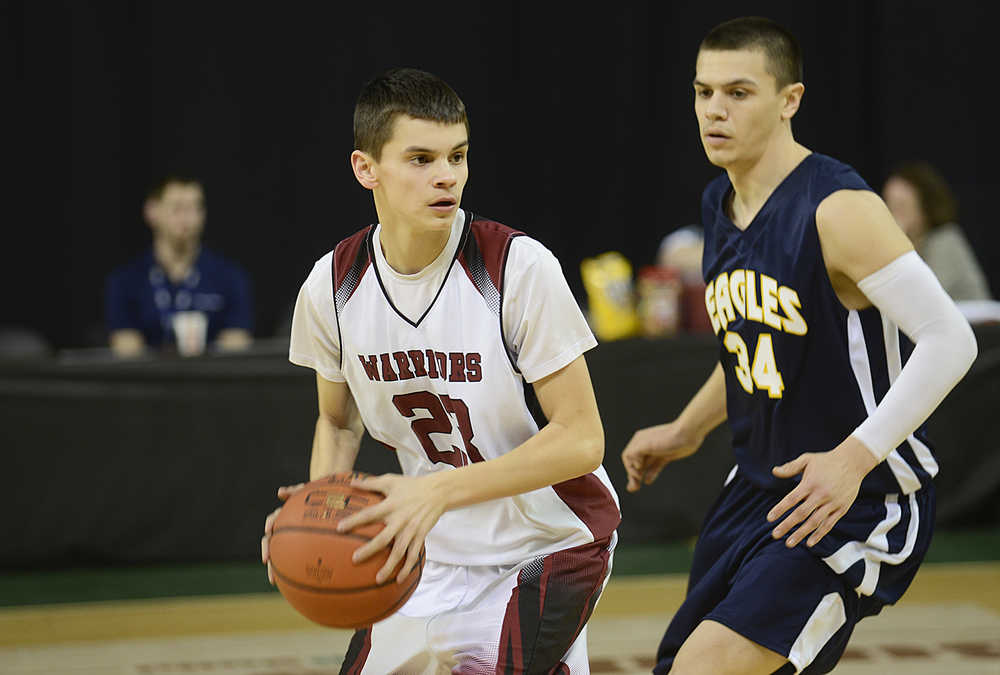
262 373 362 582
621 361 727 492
309 372 364 480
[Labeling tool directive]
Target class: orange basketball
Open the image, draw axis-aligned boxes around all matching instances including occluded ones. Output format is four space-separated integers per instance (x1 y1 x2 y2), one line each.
269 472 424 629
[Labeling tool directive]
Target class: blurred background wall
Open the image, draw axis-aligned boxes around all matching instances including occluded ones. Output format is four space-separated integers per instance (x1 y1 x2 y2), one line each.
5 0 997 351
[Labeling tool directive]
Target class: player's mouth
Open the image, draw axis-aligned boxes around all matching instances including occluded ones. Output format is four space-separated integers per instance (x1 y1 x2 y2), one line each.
704 129 731 147
429 196 457 212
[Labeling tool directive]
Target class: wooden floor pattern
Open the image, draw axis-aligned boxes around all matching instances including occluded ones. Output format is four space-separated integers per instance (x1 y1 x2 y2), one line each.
1 562 998 674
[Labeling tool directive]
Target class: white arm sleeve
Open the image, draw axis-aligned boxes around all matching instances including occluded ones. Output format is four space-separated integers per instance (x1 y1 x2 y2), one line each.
852 251 978 461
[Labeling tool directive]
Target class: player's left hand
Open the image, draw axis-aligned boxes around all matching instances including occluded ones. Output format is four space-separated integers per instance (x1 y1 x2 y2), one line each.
336 473 446 585
767 436 880 548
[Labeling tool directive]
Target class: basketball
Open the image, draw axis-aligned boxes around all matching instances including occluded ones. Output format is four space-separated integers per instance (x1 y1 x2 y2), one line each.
268 472 424 629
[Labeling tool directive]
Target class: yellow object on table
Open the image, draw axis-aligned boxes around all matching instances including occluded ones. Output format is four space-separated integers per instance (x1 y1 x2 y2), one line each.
580 251 640 341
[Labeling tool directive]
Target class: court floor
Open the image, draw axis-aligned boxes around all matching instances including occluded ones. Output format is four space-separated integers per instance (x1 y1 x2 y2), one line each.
2 561 998 674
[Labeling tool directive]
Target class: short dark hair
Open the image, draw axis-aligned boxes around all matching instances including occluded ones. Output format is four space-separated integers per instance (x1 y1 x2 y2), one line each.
353 68 470 161
700 16 803 89
888 161 959 229
146 175 203 202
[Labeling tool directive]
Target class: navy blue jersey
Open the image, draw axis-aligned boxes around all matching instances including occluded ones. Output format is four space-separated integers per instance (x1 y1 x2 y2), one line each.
701 153 937 497
105 247 253 348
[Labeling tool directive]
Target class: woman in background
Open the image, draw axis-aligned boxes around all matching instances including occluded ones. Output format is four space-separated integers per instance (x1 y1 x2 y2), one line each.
882 161 993 301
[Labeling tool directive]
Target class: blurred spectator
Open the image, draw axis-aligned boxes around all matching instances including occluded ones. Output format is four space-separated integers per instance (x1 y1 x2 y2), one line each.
105 175 254 357
882 161 993 302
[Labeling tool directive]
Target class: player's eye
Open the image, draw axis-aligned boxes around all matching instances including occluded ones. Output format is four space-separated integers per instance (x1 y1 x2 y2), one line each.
696 88 712 98
450 152 465 164
410 155 431 165
730 89 748 99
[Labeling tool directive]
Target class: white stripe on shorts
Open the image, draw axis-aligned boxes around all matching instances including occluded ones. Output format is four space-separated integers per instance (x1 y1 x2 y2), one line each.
786 592 846 673
822 492 920 596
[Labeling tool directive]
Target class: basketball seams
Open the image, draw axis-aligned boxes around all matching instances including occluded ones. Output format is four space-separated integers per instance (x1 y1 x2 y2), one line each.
270 526 374 542
272 548 424 595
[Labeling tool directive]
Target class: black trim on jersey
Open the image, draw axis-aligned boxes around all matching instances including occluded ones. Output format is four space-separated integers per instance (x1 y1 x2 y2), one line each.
369 216 468 328
331 226 374 372
497 231 523 375
459 213 523 373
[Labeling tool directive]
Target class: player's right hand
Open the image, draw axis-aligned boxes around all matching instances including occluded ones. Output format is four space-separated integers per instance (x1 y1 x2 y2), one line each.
621 422 702 492
261 482 306 584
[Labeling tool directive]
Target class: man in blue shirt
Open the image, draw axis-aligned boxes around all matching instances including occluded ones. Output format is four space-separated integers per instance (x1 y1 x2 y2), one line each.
105 175 254 357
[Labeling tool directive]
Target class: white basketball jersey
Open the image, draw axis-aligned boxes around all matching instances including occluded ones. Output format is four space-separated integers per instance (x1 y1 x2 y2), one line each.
289 210 620 566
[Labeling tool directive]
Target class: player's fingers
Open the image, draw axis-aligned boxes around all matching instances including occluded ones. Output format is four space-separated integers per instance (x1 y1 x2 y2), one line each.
397 542 423 584
376 536 409 585
397 519 434 582
623 454 646 492
772 453 809 478
351 474 390 494
351 527 393 564
266 560 274 585
806 506 846 547
770 496 816 538
766 486 807 524
643 461 667 485
336 502 386 533
277 483 305 501
785 504 831 547
261 534 269 564
264 507 280 535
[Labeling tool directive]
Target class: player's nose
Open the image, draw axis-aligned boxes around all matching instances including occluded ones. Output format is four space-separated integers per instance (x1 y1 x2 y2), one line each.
704 93 727 120
433 160 457 187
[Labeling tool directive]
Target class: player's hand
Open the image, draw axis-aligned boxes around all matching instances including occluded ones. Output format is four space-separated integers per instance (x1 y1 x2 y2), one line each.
768 437 880 547
336 473 446 585
621 421 703 492
260 482 306 584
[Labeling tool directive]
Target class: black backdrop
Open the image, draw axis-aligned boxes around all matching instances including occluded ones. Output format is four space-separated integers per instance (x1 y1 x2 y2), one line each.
6 1 998 350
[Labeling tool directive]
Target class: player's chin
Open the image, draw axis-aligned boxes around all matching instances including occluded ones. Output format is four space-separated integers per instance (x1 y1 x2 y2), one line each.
702 146 730 168
423 209 457 228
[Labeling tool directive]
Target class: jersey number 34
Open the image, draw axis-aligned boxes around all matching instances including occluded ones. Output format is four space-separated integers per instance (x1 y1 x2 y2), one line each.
724 331 784 398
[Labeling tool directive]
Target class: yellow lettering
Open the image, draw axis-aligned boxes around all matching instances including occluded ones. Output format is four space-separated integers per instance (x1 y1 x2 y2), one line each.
760 275 782 330
778 286 808 335
705 280 721 335
714 272 735 329
724 332 755 394
751 333 785 398
729 269 747 319
745 271 763 322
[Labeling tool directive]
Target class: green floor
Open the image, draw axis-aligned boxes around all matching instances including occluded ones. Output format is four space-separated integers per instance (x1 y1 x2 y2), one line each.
2 528 998 608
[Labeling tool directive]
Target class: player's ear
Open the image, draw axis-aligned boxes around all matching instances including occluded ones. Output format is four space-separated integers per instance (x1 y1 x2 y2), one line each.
780 82 804 121
351 150 379 190
143 198 158 229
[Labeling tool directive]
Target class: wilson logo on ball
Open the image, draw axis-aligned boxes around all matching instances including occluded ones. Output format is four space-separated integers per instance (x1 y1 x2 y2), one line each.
305 558 334 583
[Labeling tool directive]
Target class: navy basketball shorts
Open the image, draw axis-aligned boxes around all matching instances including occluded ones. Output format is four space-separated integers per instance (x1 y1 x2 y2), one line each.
655 469 935 674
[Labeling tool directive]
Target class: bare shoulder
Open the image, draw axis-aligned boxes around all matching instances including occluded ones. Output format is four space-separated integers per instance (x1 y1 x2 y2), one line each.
815 189 913 284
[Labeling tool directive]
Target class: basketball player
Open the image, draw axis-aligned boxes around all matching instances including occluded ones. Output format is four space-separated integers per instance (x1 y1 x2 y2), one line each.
621 17 977 675
262 68 620 673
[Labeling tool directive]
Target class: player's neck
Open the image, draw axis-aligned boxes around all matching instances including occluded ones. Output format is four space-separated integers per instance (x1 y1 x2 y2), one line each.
153 237 200 283
377 219 451 275
727 139 811 230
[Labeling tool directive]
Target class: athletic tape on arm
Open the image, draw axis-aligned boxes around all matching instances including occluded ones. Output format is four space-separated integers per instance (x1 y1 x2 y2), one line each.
852 251 978 461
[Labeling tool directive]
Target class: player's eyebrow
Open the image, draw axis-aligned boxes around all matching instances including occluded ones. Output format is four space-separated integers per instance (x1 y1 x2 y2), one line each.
693 78 758 88
403 140 470 154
